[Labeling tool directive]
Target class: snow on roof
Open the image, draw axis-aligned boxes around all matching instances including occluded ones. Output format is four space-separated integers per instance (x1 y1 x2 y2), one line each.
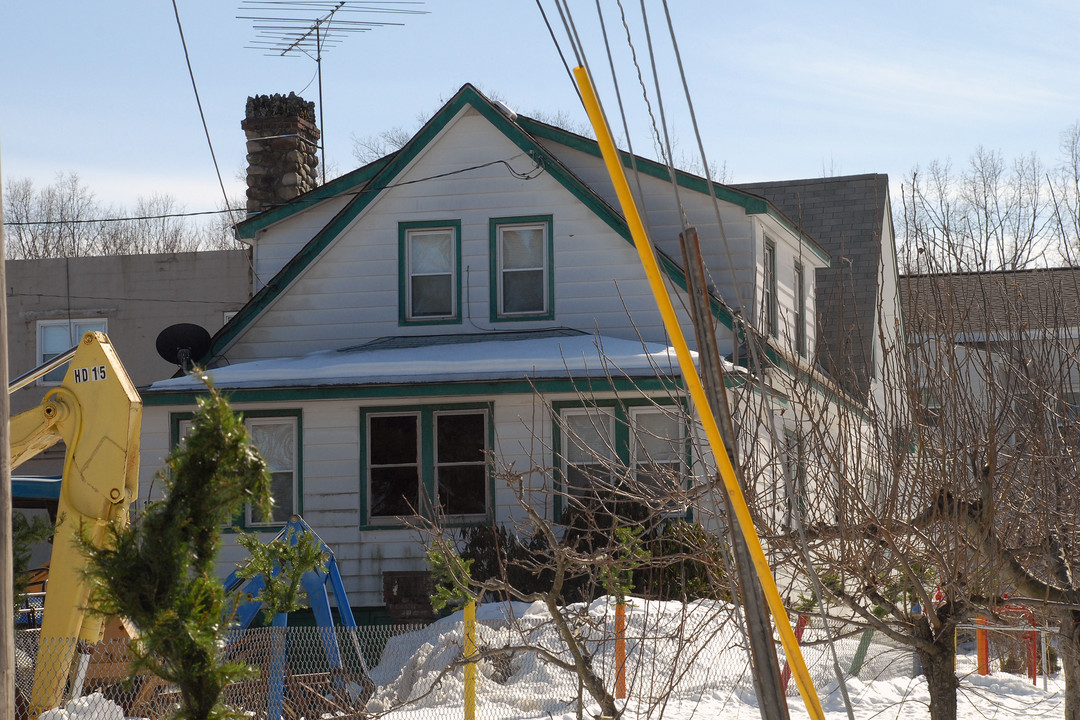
146 331 693 392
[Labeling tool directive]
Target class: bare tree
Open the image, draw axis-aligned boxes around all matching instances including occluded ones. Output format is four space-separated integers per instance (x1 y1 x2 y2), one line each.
900 149 1055 274
2 172 239 258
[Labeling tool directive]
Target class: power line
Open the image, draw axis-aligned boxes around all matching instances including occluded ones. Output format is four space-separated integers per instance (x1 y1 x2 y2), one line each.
171 0 241 231
6 155 542 226
6 208 243 227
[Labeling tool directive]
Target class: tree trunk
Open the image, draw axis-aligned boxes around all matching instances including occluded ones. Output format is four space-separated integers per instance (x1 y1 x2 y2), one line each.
915 616 959 720
1059 611 1080 720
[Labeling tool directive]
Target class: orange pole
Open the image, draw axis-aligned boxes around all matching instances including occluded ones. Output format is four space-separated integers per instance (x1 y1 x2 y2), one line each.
615 602 626 699
976 617 989 676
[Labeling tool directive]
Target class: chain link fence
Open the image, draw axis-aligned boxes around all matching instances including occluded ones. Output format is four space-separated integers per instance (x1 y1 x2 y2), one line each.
11 599 1058 720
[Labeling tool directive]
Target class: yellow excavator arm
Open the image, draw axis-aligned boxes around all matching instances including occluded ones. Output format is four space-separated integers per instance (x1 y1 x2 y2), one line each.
10 331 141 716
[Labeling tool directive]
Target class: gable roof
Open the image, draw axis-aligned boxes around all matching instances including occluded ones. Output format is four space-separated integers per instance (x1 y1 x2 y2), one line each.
900 266 1080 340
733 174 890 399
205 83 752 365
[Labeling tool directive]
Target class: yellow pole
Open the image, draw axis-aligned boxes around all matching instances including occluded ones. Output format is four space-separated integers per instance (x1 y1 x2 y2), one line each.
573 65 825 720
464 599 477 720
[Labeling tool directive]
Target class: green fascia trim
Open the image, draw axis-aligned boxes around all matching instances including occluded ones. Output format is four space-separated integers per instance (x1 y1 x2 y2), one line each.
359 401 494 529
168 408 303 530
516 116 831 265
398 219 463 326
488 215 556 323
235 155 395 240
143 374 683 406
207 84 737 363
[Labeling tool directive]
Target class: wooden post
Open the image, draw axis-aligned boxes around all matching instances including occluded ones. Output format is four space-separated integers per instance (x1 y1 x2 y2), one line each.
614 601 626 699
976 617 989 676
0 148 15 720
678 226 789 720
464 599 476 720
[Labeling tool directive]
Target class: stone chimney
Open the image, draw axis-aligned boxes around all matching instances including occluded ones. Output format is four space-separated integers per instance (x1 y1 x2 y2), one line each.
241 92 321 216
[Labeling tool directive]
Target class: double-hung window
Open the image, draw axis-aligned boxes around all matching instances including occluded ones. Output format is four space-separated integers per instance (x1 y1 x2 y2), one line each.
794 261 806 357
763 239 777 338
38 319 107 384
172 409 301 528
400 220 461 324
555 401 686 518
363 404 490 525
490 216 553 320
782 429 807 528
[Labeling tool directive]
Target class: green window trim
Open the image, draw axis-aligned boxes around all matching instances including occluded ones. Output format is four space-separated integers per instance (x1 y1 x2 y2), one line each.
168 408 303 532
359 401 494 529
488 215 555 322
398 219 463 326
764 238 778 339
551 398 692 522
794 261 807 358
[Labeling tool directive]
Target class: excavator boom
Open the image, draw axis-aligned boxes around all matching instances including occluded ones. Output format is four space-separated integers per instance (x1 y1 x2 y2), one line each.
10 332 141 717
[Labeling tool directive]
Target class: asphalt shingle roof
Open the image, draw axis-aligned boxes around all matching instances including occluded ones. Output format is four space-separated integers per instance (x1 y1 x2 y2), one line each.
900 267 1080 338
733 174 890 399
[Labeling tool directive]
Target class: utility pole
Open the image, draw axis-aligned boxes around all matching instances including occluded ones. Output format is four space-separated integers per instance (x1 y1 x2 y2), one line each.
679 226 789 720
1 148 15 719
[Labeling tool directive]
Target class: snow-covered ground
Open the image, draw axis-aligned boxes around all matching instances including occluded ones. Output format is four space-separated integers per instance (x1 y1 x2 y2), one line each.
367 597 1066 720
32 596 1067 719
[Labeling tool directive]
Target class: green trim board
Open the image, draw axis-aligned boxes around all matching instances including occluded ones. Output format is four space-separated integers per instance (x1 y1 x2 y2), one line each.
144 374 685 406
202 83 739 365
168 408 304 530
398 219 463 326
358 401 494 529
234 155 396 240
516 116 831 265
488 214 555 322
550 397 692 522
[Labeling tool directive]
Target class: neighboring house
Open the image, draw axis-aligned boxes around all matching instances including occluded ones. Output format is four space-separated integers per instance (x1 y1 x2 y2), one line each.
8 249 251 567
733 175 903 408
139 85 899 619
901 267 1080 426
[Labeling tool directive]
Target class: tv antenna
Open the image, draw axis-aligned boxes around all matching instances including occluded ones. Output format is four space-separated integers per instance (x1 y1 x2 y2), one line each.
238 1 428 183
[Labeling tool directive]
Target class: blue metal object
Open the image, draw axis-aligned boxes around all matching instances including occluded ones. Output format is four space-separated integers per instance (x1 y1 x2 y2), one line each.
224 515 371 720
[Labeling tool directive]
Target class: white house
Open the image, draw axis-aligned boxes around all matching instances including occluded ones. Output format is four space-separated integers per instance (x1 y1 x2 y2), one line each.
139 84 898 620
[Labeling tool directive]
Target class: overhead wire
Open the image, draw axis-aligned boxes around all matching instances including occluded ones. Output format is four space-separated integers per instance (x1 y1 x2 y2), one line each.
657 3 856 716
170 0 241 232
7 156 542 227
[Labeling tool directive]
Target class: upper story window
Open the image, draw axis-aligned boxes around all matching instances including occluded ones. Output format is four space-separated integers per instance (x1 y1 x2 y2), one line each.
38 319 107 384
399 220 462 325
794 261 806 357
490 215 554 321
363 404 490 526
763 239 777 339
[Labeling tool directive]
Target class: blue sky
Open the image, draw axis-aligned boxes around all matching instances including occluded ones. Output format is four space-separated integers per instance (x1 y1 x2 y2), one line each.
3 1 1079 214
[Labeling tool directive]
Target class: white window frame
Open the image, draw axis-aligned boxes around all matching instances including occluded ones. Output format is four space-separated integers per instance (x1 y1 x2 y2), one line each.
244 416 299 527
366 411 423 524
493 219 551 318
37 318 107 385
763 239 777 338
403 225 458 322
433 409 489 519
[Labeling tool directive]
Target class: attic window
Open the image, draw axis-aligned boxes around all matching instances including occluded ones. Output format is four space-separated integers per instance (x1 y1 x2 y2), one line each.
399 220 462 325
490 215 554 321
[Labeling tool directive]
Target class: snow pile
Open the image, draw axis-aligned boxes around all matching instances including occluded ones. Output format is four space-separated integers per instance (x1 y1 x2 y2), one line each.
364 597 1068 720
367 596 754 718
37 692 124 720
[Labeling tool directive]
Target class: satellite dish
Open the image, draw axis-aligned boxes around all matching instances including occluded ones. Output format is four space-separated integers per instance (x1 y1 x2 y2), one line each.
156 323 212 370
